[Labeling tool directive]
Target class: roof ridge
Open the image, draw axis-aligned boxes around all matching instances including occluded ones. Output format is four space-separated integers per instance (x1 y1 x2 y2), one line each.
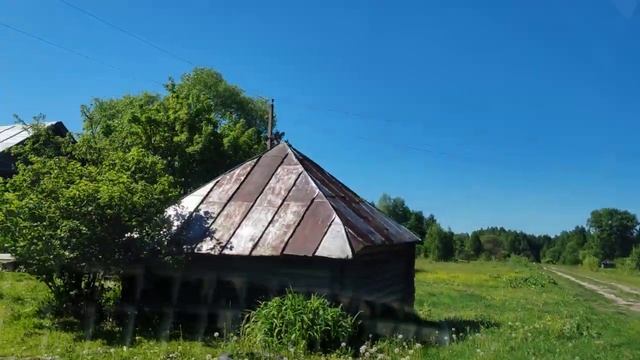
281 144 354 257
287 142 420 246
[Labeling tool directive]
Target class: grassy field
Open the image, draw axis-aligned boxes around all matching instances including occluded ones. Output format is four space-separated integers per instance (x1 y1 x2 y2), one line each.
554 264 640 289
1 260 640 359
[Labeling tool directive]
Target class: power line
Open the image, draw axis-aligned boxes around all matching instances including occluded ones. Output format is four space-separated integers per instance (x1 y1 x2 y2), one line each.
57 0 195 67
2 6 475 161
0 21 164 87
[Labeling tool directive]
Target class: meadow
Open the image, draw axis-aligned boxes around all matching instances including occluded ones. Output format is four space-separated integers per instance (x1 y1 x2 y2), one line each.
1 259 640 359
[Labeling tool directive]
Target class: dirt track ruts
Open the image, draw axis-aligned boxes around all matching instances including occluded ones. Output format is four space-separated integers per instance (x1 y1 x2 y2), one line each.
545 267 640 313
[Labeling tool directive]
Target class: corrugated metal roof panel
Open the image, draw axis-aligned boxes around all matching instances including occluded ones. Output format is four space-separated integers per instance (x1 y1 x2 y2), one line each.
173 142 420 259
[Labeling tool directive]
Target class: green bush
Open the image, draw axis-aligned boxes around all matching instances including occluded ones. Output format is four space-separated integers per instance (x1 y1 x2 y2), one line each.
629 246 640 271
508 255 532 267
241 291 357 353
581 254 600 271
504 272 557 289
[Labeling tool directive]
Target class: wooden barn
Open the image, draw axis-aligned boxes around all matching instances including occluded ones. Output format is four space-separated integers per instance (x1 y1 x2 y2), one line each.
123 142 419 336
0 121 69 178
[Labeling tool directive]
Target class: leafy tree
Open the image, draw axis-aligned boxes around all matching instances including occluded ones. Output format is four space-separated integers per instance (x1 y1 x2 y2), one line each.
377 194 411 225
81 68 272 193
453 233 469 259
405 210 427 240
628 245 640 271
480 234 504 260
466 232 483 259
559 241 581 265
0 125 177 316
587 208 639 259
425 225 454 261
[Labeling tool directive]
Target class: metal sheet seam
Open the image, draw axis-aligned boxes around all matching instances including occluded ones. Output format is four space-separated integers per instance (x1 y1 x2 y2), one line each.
291 144 419 244
311 215 337 257
172 178 219 237
248 170 305 256
219 151 291 254
0 128 28 144
278 192 320 255
204 153 262 239
0 125 16 136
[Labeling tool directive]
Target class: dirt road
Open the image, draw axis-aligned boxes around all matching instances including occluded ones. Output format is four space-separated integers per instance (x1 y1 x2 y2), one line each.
545 267 640 313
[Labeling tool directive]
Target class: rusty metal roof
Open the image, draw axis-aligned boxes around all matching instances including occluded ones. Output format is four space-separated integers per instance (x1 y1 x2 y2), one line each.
168 142 419 259
0 122 68 153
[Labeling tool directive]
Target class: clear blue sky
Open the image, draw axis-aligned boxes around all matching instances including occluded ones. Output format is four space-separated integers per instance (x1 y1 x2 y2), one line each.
1 0 639 235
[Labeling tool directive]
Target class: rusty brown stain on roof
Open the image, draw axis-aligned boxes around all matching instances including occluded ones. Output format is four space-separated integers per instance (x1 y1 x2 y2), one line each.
173 142 419 259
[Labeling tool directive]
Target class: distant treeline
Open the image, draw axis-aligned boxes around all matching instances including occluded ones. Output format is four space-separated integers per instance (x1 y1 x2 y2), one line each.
376 194 640 270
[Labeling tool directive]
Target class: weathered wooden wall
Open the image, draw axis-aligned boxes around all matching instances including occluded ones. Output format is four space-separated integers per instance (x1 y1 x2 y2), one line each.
119 243 416 338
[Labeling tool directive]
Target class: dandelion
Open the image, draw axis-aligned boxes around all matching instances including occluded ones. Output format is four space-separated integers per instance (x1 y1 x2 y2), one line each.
394 348 400 354
415 343 422 349
213 332 220 338
397 334 404 340
360 345 368 354
341 342 347 348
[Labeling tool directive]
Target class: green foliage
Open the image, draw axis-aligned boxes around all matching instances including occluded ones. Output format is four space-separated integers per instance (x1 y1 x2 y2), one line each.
628 245 640 271
376 193 436 240
241 291 357 353
465 232 483 259
81 68 271 193
503 272 557 289
581 254 600 271
587 208 639 260
0 125 177 316
425 225 454 261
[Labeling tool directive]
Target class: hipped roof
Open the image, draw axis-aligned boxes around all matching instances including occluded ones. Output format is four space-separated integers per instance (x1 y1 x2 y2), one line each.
169 142 419 259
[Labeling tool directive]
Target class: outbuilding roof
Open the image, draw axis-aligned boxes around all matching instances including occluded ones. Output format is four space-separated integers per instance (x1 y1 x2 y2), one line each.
0 121 68 153
168 142 419 259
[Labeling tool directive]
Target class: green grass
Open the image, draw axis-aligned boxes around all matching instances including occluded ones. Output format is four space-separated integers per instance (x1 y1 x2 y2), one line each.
2 260 640 359
555 264 640 290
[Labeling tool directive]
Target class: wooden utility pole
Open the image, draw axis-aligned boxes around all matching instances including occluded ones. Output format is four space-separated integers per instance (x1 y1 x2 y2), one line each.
267 98 274 149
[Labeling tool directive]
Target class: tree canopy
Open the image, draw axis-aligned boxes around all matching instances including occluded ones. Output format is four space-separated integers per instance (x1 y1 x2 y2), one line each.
0 68 276 315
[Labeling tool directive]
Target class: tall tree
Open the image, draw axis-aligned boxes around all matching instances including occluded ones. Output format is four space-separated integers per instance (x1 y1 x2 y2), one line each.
466 232 483 259
81 68 272 193
376 194 411 225
425 225 454 261
587 208 639 259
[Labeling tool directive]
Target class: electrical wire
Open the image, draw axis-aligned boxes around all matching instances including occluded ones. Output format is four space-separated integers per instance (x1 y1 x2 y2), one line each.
0 20 164 87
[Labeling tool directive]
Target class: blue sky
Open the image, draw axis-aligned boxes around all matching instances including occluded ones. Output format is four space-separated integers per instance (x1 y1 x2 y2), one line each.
1 0 639 235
